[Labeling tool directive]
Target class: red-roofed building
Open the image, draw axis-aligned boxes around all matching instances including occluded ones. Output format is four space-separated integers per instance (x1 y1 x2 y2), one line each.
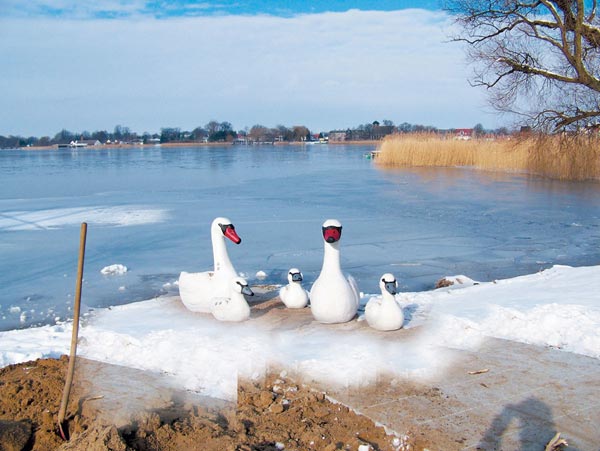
454 128 474 140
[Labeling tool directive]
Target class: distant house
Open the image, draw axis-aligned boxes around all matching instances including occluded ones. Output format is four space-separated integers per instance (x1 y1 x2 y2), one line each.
520 126 532 135
328 130 347 142
345 128 369 141
454 129 474 140
69 139 101 148
372 125 395 140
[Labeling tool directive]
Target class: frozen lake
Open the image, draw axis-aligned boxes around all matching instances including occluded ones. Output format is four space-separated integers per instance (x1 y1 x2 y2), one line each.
1 144 600 331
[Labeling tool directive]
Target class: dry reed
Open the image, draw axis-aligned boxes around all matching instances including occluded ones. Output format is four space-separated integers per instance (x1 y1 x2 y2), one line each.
376 133 600 181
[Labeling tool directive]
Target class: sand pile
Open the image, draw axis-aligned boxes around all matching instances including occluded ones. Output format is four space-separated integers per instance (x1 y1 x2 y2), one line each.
0 357 411 451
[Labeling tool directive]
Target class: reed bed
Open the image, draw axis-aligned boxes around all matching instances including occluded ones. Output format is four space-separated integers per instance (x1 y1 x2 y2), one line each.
376 133 600 181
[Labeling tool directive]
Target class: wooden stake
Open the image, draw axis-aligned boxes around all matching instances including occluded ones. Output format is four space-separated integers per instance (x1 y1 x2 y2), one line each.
58 222 87 440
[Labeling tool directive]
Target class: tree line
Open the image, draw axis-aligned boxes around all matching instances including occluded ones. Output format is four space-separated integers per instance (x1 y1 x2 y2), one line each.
0 120 510 149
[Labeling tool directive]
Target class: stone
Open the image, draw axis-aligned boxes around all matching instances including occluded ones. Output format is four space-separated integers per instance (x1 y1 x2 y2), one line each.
0 420 32 451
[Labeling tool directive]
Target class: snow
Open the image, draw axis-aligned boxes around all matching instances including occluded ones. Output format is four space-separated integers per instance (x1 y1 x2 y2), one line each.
0 264 599 401
100 264 128 276
0 206 169 231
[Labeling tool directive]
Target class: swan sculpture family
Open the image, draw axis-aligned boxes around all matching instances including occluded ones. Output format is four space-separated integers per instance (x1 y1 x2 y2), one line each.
178 217 404 329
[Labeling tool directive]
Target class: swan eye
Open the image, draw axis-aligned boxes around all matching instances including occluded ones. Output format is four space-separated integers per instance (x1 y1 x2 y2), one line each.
219 223 233 234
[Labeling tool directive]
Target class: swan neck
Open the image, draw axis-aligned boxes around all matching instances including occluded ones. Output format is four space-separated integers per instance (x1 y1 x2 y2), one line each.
322 241 341 273
212 227 234 273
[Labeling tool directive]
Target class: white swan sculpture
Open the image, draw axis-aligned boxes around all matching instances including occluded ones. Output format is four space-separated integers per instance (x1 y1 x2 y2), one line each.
365 273 405 331
310 219 360 323
211 277 254 322
179 217 242 313
279 268 309 309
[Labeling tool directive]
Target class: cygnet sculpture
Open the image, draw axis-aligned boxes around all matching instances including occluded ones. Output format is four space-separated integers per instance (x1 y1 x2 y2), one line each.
364 273 404 331
211 277 254 322
279 268 309 308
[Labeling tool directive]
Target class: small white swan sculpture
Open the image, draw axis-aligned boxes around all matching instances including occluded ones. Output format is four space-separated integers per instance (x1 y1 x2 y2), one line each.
310 219 360 323
279 268 309 309
179 217 242 313
211 277 254 322
365 273 405 331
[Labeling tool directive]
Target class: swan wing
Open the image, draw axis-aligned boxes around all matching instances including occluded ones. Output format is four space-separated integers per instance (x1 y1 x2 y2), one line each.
179 271 215 312
346 274 360 308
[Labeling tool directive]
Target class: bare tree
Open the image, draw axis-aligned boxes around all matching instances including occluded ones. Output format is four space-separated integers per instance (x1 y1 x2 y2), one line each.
249 124 269 142
447 0 600 131
292 125 310 141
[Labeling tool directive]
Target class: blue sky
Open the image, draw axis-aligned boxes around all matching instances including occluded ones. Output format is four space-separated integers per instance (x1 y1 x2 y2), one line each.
4 1 443 19
0 1 505 137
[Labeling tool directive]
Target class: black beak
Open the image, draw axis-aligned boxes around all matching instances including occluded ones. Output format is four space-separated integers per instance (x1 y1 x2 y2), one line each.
237 280 254 296
384 281 397 295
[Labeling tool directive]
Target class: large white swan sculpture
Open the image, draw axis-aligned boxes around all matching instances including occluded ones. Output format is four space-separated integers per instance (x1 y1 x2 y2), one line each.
365 273 405 331
309 219 360 323
179 217 242 313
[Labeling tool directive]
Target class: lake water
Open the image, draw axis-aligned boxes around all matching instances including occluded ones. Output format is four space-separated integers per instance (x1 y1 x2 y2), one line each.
1 144 600 331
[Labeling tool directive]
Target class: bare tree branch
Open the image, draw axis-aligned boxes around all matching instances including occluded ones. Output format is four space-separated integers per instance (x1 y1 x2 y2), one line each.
446 0 600 131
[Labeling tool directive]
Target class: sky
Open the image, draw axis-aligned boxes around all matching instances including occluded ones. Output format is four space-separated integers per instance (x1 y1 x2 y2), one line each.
0 0 506 137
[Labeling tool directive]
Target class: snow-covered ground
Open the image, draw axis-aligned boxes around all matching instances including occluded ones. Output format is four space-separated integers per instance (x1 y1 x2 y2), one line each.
1 264 599 401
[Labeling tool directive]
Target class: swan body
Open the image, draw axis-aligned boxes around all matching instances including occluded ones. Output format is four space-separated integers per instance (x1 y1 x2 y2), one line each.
179 217 242 313
365 273 404 331
211 277 254 322
310 219 360 323
279 268 309 309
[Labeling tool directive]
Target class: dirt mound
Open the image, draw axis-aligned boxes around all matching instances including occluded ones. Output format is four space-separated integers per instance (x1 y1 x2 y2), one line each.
0 358 412 451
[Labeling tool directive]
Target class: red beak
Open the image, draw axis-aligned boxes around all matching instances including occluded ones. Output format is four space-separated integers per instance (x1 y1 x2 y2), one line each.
322 226 341 243
223 225 241 244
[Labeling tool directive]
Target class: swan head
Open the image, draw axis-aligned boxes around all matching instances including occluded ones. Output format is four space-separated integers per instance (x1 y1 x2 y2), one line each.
233 277 254 296
287 268 303 283
213 217 241 244
380 273 398 295
322 219 342 243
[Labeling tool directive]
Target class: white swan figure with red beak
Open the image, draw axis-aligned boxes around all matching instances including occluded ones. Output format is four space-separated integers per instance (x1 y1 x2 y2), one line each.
309 219 360 323
365 273 405 331
179 217 243 313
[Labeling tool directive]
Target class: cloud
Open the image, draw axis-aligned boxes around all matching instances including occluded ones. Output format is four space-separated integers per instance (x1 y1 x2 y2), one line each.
0 9 500 136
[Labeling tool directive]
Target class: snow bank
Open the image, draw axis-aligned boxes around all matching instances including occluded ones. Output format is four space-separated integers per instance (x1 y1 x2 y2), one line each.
0 264 598 401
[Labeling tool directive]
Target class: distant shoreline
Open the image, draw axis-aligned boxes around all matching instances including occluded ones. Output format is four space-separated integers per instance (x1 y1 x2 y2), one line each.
14 140 380 151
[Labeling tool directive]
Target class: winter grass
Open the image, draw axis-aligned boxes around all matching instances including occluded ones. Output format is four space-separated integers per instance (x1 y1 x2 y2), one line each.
376 133 600 181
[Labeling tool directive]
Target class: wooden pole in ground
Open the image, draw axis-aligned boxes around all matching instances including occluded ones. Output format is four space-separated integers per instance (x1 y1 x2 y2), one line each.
57 222 87 440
